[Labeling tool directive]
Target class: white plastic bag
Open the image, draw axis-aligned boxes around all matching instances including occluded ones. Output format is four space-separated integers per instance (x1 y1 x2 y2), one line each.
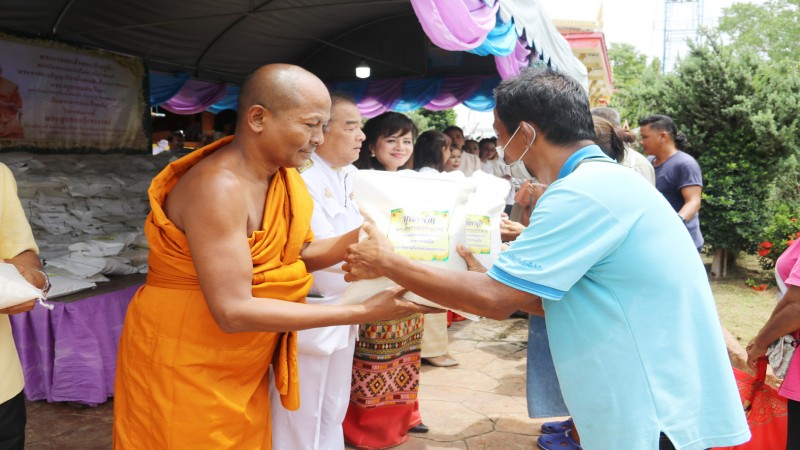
0 262 43 309
340 170 508 320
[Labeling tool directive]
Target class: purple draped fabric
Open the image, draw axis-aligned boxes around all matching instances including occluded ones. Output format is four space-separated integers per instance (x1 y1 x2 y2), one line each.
161 79 227 115
358 79 404 118
410 0 499 51
424 77 483 110
495 37 531 79
10 285 140 406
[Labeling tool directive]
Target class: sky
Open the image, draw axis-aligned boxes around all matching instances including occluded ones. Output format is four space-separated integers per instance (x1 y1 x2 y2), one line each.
456 0 766 137
539 0 765 61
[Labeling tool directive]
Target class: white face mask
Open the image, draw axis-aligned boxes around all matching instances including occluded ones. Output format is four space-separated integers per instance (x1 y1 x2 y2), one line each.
497 124 536 180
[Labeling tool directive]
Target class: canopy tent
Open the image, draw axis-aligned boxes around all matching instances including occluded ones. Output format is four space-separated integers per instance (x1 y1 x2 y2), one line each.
0 0 588 117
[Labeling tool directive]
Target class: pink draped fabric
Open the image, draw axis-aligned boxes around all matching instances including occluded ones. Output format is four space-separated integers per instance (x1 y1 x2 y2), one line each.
410 0 499 51
358 79 404 118
161 79 228 115
495 37 531 80
424 77 483 110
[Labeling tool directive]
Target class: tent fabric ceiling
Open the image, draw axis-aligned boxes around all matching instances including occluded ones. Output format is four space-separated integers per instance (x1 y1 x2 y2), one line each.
0 0 500 84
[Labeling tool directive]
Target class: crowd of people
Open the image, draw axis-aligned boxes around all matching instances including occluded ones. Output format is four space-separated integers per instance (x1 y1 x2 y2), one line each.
1 62 798 450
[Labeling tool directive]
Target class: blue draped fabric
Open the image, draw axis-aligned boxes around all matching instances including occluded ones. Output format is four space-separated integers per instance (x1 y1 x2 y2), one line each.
468 14 516 57
462 77 500 111
327 80 368 102
149 71 190 105
206 85 240 113
392 78 443 112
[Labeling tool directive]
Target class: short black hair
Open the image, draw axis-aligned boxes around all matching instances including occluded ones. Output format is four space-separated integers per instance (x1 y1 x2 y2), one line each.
443 125 463 135
494 68 595 145
355 112 418 170
638 114 690 149
325 92 358 132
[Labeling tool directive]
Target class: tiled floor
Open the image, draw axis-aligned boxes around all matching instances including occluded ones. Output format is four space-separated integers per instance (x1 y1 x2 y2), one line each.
25 316 552 449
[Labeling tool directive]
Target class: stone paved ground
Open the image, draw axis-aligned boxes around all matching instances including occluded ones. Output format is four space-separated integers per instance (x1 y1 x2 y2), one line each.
25 317 554 449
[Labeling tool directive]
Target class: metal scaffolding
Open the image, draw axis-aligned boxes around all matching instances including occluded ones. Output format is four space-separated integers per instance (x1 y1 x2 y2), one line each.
662 0 704 73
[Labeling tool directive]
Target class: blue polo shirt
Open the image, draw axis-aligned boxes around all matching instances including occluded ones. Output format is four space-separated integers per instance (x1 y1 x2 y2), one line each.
489 145 749 450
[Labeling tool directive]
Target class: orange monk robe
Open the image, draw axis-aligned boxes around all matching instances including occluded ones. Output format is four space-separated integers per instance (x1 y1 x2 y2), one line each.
114 136 314 449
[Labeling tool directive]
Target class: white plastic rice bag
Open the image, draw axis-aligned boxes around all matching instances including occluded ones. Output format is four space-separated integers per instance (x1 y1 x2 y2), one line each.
340 170 508 320
0 262 43 309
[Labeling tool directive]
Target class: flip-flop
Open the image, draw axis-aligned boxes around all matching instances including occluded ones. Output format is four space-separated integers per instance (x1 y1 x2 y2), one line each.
537 431 582 450
540 417 573 434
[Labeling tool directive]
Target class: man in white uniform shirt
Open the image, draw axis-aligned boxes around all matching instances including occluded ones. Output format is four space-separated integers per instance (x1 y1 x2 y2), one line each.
269 94 365 450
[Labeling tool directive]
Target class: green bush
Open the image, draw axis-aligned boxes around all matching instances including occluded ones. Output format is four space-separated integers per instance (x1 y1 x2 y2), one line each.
756 203 800 270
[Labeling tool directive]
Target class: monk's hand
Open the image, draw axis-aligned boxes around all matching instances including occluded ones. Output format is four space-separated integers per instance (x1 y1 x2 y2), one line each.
362 286 443 320
456 244 488 273
343 222 394 282
500 218 525 242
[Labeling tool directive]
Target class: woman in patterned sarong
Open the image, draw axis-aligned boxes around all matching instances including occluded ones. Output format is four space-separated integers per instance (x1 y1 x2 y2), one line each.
345 112 426 448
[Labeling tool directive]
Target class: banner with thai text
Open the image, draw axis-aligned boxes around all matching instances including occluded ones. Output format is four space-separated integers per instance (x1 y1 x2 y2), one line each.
0 34 148 151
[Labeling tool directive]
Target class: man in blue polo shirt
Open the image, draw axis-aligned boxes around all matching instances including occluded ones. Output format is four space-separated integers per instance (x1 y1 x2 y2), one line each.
343 68 749 450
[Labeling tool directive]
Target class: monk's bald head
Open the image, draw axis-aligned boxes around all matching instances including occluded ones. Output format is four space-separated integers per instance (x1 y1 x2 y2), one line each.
238 64 327 118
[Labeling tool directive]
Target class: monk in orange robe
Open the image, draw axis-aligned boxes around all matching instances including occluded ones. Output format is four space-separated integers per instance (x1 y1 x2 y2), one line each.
113 64 431 449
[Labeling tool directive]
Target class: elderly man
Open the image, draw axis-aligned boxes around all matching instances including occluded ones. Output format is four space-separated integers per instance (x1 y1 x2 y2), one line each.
0 162 48 450
269 93 365 450
344 68 748 450
113 64 430 449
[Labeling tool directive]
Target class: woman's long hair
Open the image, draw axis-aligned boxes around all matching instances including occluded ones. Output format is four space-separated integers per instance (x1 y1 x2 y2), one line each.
412 130 448 172
592 115 630 163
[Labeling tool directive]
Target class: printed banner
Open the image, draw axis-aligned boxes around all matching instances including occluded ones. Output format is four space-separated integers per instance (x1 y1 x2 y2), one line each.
387 209 450 261
465 214 491 254
0 34 148 151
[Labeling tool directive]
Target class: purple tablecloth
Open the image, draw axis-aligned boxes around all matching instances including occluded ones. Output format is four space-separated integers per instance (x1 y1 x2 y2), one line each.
9 285 141 406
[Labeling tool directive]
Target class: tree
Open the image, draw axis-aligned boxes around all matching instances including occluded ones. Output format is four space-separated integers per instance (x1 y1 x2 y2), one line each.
417 109 456 132
718 0 800 62
646 37 800 274
607 43 664 125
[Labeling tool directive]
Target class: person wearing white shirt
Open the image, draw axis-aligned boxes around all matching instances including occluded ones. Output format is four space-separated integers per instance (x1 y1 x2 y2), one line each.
269 94 365 450
444 126 479 177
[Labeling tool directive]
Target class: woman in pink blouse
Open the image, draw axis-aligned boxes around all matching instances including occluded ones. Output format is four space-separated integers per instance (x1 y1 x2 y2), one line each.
747 238 800 449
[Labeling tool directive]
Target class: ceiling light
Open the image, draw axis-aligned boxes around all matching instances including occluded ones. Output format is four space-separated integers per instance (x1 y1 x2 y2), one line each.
355 59 371 79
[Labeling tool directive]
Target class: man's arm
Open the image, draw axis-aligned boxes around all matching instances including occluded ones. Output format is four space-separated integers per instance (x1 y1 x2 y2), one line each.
1 250 45 314
678 185 701 222
344 223 542 320
172 169 429 333
301 227 359 273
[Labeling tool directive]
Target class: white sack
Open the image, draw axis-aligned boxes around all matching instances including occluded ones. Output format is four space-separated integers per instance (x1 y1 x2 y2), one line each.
0 262 43 309
340 170 508 320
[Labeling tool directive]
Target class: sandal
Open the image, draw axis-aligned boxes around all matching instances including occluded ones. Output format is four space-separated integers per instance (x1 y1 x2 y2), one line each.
537 431 582 450
540 417 573 434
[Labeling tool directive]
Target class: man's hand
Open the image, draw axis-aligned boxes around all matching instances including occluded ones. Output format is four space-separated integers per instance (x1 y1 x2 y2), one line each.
343 222 394 282
362 286 442 320
456 244 487 273
0 300 36 315
0 259 44 315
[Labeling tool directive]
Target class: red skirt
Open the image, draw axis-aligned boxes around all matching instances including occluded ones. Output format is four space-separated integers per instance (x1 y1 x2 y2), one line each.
343 314 424 449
